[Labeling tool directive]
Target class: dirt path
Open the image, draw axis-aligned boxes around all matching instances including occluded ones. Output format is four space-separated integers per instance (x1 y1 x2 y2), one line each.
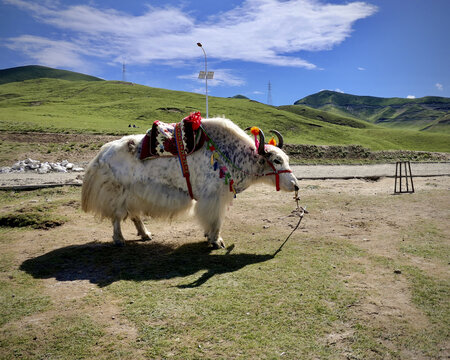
1 162 449 189
292 162 450 179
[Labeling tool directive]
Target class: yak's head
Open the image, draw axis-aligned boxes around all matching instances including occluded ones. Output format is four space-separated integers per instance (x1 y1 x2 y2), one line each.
246 127 299 193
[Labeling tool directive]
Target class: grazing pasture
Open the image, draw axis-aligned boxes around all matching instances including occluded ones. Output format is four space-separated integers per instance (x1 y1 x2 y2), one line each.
0 177 448 359
1 79 449 152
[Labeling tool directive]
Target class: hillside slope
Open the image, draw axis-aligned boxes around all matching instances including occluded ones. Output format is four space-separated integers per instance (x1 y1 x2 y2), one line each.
295 90 450 132
0 65 103 85
0 78 449 152
278 105 372 129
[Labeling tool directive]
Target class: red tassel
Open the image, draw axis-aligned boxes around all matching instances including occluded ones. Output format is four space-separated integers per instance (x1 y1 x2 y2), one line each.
183 112 202 130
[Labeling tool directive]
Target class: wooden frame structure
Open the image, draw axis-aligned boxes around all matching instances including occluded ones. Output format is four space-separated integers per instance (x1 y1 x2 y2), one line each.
394 161 415 194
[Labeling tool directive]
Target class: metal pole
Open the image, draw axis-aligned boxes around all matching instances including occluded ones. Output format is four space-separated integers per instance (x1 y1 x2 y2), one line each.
399 161 402 192
404 161 409 192
394 162 399 193
197 43 208 118
408 161 415 193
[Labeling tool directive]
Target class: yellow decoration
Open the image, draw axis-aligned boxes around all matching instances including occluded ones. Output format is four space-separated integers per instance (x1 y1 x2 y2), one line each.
250 126 260 136
268 137 277 146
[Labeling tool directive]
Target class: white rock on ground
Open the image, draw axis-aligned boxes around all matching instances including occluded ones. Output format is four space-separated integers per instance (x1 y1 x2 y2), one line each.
0 159 84 174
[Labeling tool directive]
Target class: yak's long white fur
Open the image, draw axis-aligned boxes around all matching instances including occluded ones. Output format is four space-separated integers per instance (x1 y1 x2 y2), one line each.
81 117 298 247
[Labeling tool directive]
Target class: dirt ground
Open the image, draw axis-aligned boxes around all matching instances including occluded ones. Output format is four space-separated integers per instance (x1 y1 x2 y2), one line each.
1 175 449 358
1 131 449 357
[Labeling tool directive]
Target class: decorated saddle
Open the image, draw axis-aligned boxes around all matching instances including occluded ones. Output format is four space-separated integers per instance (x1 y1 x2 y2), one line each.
139 112 206 160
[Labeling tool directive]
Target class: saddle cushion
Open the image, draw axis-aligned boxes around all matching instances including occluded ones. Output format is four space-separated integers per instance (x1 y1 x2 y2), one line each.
139 117 206 160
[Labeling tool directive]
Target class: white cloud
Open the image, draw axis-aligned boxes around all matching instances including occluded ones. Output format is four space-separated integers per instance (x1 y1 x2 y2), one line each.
335 88 344 93
357 67 366 71
6 35 89 70
3 0 377 71
406 95 415 99
435 83 444 91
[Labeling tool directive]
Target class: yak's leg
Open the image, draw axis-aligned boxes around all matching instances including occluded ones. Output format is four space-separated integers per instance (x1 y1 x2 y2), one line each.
112 218 125 246
131 216 152 241
196 196 227 249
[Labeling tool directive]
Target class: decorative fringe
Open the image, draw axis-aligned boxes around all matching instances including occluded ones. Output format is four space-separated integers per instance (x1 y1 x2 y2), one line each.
206 134 238 197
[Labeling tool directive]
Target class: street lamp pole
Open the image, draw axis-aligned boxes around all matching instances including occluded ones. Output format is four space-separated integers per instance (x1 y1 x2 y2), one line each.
197 42 208 118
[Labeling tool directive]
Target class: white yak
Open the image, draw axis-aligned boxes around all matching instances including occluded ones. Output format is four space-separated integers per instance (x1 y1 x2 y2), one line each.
81 117 299 249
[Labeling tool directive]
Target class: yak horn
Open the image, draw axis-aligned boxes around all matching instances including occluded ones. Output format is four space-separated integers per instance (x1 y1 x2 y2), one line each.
269 130 284 149
245 127 266 155
257 129 266 155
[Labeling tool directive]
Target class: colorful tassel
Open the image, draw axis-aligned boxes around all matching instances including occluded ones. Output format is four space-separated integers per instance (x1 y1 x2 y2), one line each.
250 126 260 136
207 140 215 151
268 137 277 146
230 179 236 197
219 166 227 178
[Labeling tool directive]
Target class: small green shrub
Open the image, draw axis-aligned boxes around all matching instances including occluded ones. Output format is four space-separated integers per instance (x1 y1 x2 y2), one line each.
0 210 66 229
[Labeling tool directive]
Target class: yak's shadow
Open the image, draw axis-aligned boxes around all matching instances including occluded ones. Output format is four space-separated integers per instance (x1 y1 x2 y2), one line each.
20 241 274 288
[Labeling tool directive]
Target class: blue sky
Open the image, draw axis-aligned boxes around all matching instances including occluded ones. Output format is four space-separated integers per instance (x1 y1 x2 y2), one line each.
1 0 449 105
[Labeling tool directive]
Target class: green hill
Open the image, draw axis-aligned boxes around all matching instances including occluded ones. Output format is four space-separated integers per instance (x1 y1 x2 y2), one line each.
0 77 449 152
295 90 450 132
0 65 103 85
229 94 250 99
277 104 372 129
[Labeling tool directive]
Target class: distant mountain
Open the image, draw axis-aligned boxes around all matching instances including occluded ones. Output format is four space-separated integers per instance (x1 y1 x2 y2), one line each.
0 65 103 85
294 90 450 132
229 94 250 99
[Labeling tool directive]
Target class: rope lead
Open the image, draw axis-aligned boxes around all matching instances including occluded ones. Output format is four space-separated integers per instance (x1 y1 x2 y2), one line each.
273 189 308 257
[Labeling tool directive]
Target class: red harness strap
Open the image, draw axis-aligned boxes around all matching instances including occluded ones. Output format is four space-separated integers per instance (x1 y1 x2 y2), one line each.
265 161 292 191
175 123 195 199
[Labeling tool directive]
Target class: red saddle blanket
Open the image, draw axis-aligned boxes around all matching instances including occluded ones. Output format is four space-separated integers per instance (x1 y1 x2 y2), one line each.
139 113 206 160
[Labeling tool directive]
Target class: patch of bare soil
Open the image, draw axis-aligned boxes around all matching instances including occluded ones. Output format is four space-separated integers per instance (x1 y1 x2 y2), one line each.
0 132 120 166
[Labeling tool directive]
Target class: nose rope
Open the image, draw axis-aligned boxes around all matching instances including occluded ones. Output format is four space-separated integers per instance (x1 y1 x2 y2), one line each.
272 189 308 257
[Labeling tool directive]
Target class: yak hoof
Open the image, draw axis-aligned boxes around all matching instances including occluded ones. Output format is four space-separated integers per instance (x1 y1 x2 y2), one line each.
210 238 226 250
113 236 125 247
141 233 152 242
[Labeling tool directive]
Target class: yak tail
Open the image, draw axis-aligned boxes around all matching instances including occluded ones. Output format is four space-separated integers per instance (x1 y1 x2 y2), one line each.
81 147 126 220
81 153 103 215
81 158 101 214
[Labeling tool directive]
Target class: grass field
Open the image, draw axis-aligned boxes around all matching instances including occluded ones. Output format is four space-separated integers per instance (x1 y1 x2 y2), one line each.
1 79 449 152
0 177 448 359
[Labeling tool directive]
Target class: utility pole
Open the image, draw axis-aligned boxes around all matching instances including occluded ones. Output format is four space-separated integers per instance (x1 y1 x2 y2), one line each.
267 81 273 106
122 61 126 82
197 43 214 118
